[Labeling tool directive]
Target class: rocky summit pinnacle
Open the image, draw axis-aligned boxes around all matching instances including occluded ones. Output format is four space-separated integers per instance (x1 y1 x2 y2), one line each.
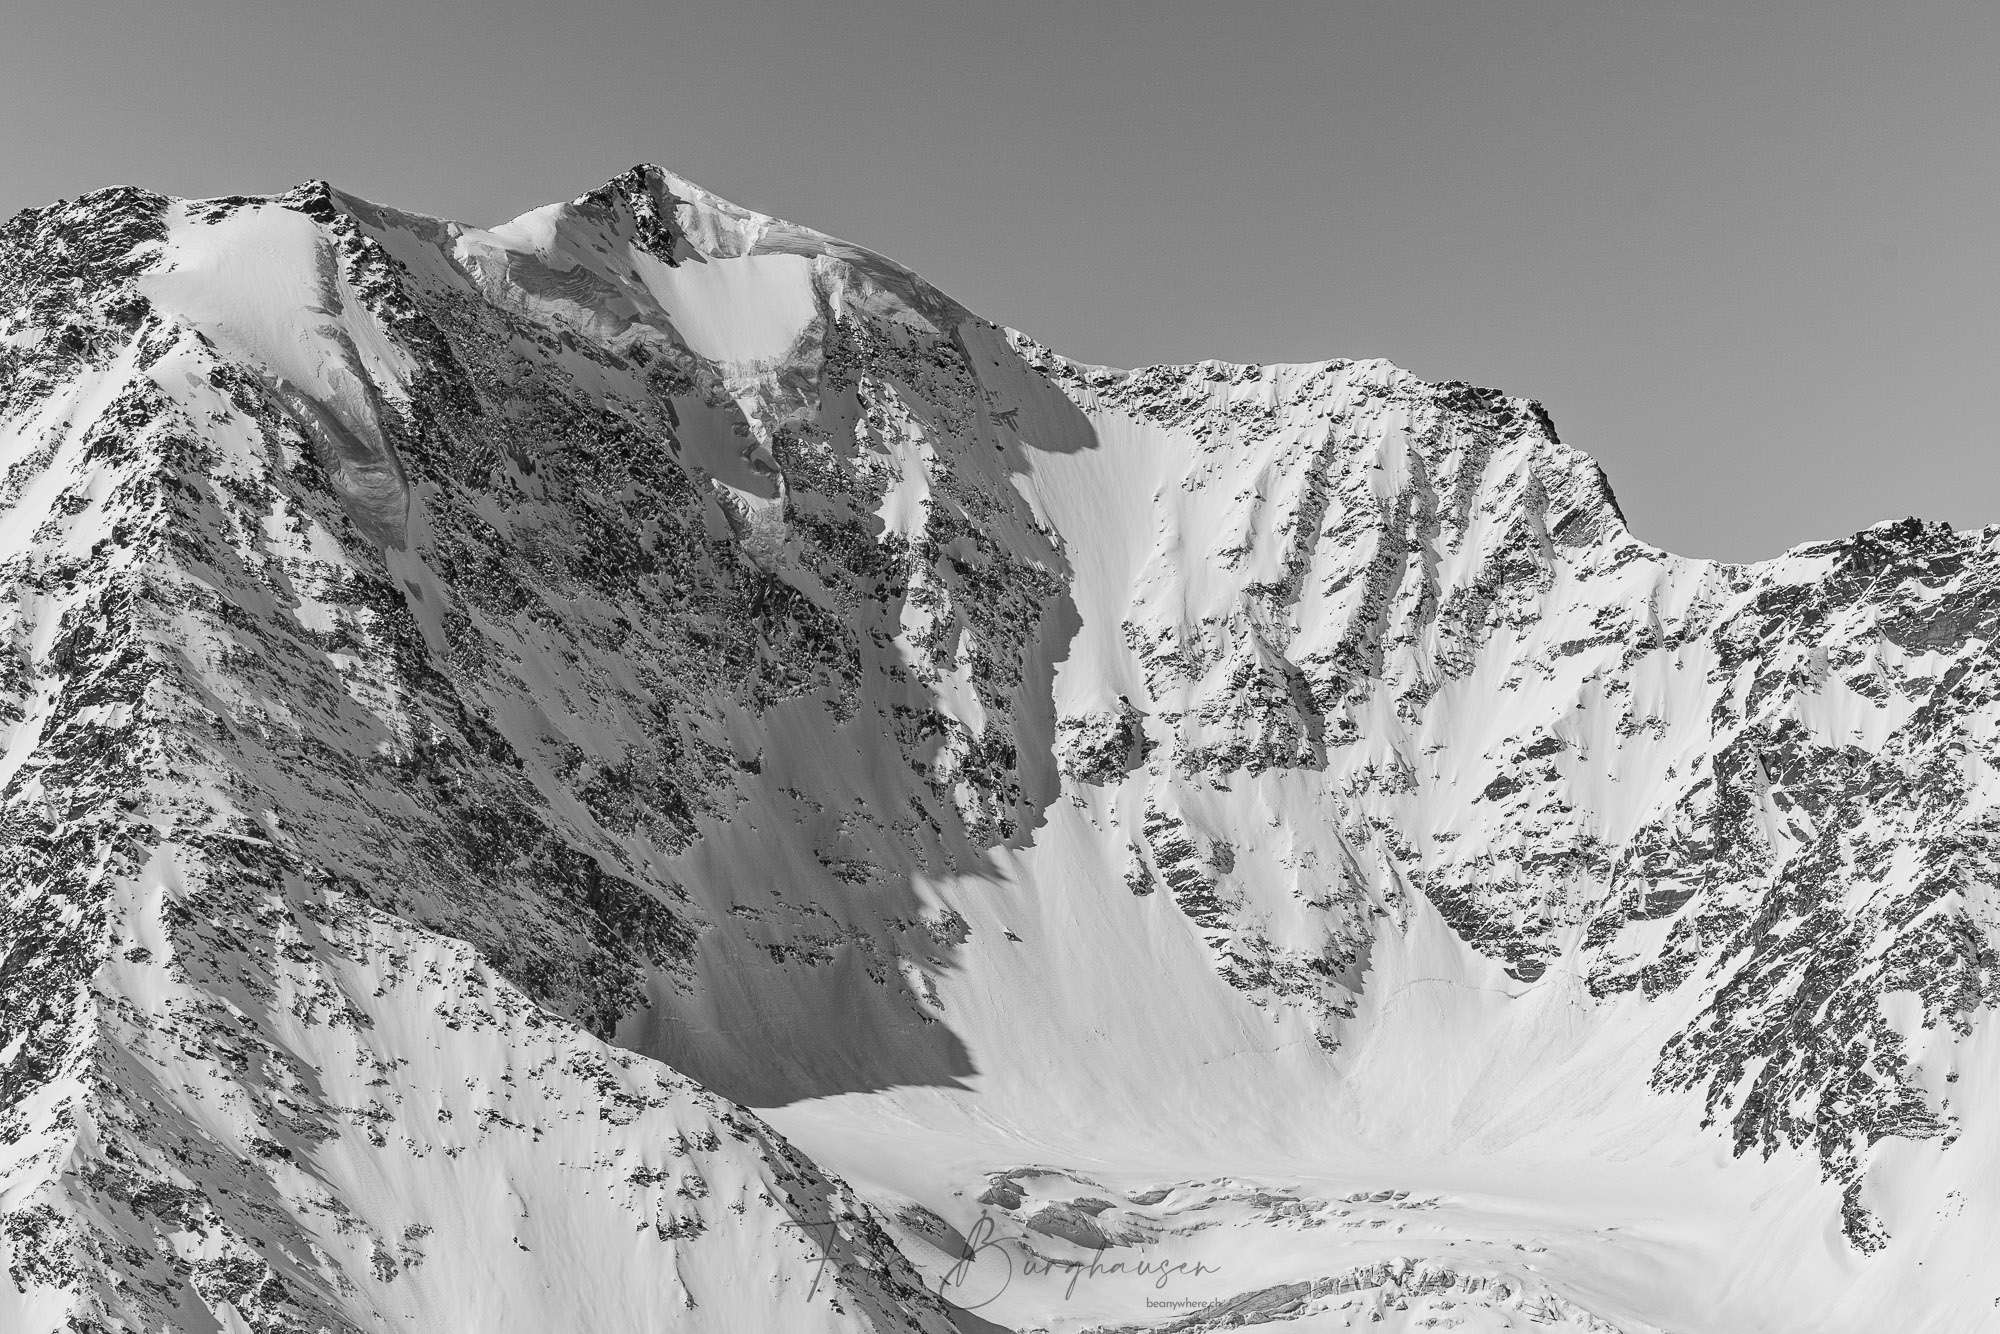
0 167 1995 1333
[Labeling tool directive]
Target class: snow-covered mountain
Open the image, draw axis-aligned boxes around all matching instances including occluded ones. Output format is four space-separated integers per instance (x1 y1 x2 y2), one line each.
1 165 1996 1333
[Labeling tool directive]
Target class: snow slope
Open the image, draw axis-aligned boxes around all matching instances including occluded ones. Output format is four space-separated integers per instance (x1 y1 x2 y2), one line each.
1 165 1997 1333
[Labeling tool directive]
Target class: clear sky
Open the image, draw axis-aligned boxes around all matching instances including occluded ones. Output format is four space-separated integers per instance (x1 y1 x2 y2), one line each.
5 1 1995 560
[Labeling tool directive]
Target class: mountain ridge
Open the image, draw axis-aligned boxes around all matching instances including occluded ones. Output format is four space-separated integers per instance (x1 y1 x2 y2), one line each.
1 164 1997 1333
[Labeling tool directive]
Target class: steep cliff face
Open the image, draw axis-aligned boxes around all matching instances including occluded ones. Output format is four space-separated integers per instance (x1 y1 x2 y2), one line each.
1022 347 2000 1228
0 177 968 1334
0 167 1996 1334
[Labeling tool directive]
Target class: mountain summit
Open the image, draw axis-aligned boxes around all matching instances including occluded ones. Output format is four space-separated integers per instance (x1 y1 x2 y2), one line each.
0 166 1995 1333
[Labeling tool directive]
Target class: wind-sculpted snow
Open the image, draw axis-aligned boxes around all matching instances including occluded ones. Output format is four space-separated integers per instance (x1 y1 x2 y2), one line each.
2 165 1998 1332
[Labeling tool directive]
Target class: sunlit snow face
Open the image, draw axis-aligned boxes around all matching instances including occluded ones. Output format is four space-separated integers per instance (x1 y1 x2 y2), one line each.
7 168 1993 1334
471 196 821 372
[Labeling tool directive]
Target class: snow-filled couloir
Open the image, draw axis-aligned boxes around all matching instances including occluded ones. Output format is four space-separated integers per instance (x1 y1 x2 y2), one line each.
1 165 1997 1333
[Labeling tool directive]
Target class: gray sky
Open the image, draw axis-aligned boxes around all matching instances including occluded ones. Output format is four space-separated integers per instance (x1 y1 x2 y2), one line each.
5 0 1995 560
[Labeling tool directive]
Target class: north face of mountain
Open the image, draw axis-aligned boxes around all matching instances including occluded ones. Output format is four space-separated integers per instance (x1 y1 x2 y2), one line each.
0 166 1995 1333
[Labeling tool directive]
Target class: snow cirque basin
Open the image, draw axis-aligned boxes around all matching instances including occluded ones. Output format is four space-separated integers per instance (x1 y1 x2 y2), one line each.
1 165 1997 1334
